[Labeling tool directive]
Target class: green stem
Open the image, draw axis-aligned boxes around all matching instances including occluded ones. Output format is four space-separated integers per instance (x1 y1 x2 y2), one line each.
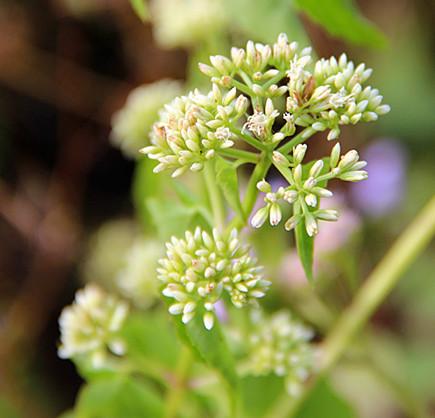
230 78 253 97
273 163 295 186
229 125 267 151
204 161 226 231
262 72 287 90
227 151 272 231
163 345 192 418
216 148 259 164
276 193 435 417
277 127 315 155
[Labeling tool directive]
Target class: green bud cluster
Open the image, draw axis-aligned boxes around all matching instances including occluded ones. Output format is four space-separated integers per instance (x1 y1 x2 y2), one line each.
158 227 270 330
253 142 367 236
140 87 248 177
58 283 129 368
247 310 315 397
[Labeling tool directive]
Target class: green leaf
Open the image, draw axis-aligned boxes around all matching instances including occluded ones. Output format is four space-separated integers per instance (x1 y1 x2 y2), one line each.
75 376 164 418
132 158 161 232
295 378 355 418
241 374 284 417
170 179 201 207
293 0 387 49
221 0 309 45
215 157 245 221
146 197 211 240
129 0 148 22
164 300 240 413
295 215 315 284
120 311 179 369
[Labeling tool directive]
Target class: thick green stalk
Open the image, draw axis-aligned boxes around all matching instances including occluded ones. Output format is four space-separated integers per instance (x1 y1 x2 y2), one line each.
204 161 226 231
163 345 192 418
273 194 435 417
227 151 272 232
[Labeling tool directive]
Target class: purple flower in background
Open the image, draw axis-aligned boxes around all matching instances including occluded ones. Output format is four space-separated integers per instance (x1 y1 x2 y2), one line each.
349 138 407 217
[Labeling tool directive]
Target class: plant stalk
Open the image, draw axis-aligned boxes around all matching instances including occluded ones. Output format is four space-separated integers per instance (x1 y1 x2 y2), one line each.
274 193 435 417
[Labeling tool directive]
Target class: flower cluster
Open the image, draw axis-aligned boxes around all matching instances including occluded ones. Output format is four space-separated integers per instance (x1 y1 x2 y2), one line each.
246 310 315 397
295 53 391 140
110 79 182 158
149 0 227 49
116 237 165 308
140 87 248 177
58 283 129 368
157 227 270 330
252 142 367 236
199 33 390 144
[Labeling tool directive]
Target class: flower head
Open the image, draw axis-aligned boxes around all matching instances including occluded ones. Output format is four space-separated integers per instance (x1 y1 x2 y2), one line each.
141 88 246 177
110 80 182 158
58 283 129 368
158 227 270 329
247 310 315 397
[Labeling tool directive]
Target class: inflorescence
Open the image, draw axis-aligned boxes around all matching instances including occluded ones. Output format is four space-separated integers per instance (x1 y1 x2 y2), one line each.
158 227 270 330
141 33 389 237
58 283 129 368
247 310 315 397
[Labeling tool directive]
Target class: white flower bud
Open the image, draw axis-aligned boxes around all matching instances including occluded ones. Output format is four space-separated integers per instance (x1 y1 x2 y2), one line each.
293 164 302 184
330 142 341 168
339 170 368 182
305 213 318 237
284 190 298 203
272 151 290 167
293 144 307 165
315 209 339 221
284 215 302 231
257 180 271 193
269 203 282 226
309 160 324 178
203 312 215 330
338 150 359 171
251 207 269 229
305 194 317 207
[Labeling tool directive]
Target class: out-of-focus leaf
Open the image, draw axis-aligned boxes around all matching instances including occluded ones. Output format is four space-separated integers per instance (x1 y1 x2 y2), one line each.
129 0 148 22
293 0 387 49
75 377 163 418
216 157 245 221
132 158 161 232
221 0 309 45
120 311 179 369
241 374 284 417
295 378 355 418
164 300 239 414
146 197 210 240
295 218 314 283
170 179 201 206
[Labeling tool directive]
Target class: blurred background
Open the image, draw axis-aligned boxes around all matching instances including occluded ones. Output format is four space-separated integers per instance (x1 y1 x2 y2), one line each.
0 0 434 416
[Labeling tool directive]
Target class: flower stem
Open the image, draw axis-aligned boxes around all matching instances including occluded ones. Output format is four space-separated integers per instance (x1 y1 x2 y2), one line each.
216 148 259 164
229 126 267 151
277 127 315 155
273 193 435 417
163 345 192 418
227 150 272 232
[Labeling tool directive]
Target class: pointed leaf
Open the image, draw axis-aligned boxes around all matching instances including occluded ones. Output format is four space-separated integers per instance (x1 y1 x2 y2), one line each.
295 217 315 284
293 0 387 49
